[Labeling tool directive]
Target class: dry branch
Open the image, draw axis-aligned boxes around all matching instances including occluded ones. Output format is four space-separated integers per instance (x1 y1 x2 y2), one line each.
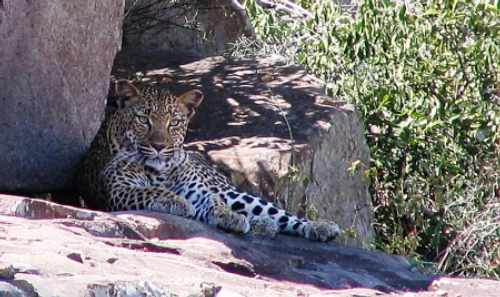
255 0 312 19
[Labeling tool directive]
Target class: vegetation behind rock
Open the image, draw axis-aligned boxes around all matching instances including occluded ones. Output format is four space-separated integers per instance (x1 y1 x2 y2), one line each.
231 0 499 278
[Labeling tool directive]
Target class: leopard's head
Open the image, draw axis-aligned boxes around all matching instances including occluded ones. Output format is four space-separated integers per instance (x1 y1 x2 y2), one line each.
108 81 203 169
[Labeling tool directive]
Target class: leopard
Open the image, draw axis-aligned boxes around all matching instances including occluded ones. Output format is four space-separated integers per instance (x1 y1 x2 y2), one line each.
76 81 341 242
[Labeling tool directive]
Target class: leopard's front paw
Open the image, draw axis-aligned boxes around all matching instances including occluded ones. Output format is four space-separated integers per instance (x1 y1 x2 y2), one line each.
149 196 195 218
174 198 196 218
303 220 341 242
212 207 250 234
250 216 279 238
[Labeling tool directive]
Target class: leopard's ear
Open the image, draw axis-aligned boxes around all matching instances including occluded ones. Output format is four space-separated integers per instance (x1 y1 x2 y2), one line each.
178 89 204 119
108 79 142 109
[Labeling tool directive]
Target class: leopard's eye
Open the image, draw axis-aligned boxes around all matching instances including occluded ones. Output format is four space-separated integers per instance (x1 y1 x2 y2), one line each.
170 119 180 127
136 115 150 125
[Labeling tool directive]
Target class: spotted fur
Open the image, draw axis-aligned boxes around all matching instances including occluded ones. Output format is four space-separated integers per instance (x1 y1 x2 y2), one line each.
77 82 340 241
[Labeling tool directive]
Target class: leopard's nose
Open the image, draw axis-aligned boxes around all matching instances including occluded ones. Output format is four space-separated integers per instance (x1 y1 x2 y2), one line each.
151 143 166 152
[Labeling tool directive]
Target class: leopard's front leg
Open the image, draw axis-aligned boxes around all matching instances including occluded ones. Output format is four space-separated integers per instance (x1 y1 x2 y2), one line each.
205 194 250 234
219 189 341 242
101 160 194 218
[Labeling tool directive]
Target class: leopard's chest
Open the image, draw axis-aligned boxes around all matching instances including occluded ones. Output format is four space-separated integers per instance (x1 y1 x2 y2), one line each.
144 156 232 198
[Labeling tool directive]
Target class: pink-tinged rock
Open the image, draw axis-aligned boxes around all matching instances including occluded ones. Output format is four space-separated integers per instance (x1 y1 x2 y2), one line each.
0 194 436 297
1 195 498 296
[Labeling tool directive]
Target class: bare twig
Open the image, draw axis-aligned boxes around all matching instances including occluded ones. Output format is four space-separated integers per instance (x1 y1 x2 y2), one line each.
255 0 312 19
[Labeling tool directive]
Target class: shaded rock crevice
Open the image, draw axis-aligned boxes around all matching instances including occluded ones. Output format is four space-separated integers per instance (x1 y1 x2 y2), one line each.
123 0 254 57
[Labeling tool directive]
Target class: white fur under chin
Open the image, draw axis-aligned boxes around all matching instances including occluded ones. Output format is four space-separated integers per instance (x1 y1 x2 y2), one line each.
144 158 166 171
144 150 184 172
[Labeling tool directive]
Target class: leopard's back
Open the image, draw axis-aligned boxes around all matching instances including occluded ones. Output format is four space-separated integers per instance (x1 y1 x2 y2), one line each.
75 112 116 210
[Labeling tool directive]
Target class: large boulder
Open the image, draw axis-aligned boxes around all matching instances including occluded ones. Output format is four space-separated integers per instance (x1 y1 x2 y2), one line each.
123 0 254 56
112 52 374 247
0 0 124 192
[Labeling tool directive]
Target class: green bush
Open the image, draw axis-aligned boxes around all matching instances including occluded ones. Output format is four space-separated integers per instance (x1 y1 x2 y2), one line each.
236 0 499 278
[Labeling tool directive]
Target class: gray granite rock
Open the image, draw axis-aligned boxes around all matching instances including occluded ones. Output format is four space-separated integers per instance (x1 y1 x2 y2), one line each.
0 0 124 192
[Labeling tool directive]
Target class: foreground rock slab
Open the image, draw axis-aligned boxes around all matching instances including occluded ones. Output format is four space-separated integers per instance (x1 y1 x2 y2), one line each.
112 52 374 247
0 0 123 192
0 194 438 297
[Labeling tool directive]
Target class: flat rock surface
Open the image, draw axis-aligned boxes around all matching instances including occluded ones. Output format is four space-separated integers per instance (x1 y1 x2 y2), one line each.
0 194 444 297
